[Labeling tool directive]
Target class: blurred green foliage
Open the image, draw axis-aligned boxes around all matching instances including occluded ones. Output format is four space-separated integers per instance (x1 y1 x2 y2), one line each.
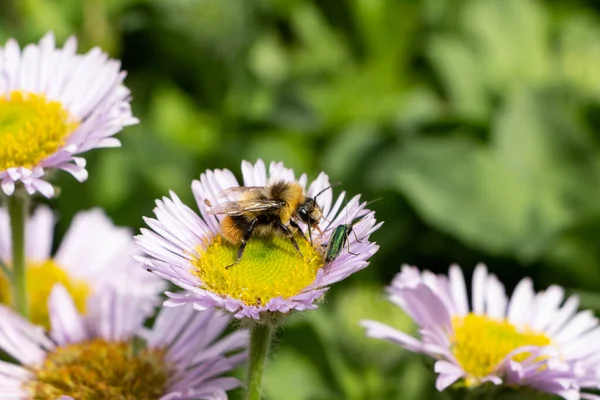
3 0 600 398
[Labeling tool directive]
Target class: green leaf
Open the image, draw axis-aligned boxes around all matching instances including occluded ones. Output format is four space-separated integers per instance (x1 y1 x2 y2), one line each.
462 0 550 91
375 90 600 260
428 0 552 118
149 85 220 156
92 150 132 209
427 36 489 119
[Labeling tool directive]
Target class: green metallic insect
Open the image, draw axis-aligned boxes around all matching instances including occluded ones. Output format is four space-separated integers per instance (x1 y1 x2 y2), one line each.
321 198 380 264
322 223 361 263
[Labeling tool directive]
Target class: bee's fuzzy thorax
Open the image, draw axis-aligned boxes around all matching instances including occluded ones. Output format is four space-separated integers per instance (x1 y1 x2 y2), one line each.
268 181 304 223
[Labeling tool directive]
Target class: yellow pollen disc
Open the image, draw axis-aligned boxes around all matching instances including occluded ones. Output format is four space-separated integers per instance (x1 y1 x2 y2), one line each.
25 339 170 399
193 235 324 307
0 91 79 171
451 313 552 386
0 260 91 328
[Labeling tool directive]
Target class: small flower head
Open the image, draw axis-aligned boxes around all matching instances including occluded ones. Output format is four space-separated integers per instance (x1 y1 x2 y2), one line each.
0 205 165 327
0 284 247 399
361 264 600 399
136 159 382 322
0 32 137 197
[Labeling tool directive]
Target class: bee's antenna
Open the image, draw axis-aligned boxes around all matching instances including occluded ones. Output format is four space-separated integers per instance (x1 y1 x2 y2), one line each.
313 181 341 200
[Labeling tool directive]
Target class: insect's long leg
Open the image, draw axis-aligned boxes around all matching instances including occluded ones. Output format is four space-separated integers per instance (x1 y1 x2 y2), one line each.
227 219 257 269
289 220 307 240
346 227 360 256
278 222 304 258
351 227 362 243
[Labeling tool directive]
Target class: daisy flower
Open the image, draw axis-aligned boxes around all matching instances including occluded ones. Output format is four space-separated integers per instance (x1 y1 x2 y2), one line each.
0 205 165 327
0 284 248 399
0 32 137 197
361 264 600 400
135 159 382 321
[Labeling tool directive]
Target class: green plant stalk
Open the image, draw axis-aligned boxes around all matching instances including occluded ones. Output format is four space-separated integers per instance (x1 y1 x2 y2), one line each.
8 193 28 317
0 259 13 282
245 323 273 400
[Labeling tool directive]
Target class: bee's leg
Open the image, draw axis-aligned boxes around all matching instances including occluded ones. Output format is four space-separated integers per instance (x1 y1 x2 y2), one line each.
289 220 307 240
226 219 257 269
278 222 304 258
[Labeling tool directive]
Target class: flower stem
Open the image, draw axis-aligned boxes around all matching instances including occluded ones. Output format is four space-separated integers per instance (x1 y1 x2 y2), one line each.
7 193 28 317
0 259 13 282
245 323 273 400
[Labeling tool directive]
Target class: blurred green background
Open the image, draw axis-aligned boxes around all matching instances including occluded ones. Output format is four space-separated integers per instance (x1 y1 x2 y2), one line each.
3 0 600 398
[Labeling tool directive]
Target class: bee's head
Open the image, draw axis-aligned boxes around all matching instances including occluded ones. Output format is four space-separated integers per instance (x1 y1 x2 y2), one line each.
296 197 323 227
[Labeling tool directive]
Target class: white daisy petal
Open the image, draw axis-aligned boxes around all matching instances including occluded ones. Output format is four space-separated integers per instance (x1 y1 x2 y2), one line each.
472 263 487 314
448 264 469 316
48 284 88 345
507 277 534 326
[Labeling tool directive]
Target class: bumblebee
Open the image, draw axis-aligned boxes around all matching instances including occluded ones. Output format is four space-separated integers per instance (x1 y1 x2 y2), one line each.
206 181 331 268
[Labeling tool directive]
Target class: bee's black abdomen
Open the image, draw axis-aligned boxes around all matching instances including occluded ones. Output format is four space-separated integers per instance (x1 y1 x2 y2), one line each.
231 215 254 231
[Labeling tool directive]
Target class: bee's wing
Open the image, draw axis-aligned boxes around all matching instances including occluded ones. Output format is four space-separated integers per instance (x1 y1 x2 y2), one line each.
206 199 285 216
217 186 265 201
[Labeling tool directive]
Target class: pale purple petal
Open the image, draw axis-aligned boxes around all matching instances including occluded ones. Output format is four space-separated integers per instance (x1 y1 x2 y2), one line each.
434 360 464 390
48 284 88 345
0 306 53 365
361 320 423 353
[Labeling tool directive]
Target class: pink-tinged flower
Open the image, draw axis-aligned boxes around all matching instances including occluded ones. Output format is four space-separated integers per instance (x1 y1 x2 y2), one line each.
361 264 600 400
0 284 247 399
0 32 137 197
0 205 165 327
135 159 382 321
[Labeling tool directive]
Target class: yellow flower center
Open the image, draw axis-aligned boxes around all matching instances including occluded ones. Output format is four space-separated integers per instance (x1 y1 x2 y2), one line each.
25 339 170 399
451 313 553 386
0 91 79 171
0 260 91 328
193 234 324 307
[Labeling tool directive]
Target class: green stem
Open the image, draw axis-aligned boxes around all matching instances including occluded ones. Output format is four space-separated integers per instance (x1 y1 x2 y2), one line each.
245 323 273 400
0 259 13 282
8 193 28 317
